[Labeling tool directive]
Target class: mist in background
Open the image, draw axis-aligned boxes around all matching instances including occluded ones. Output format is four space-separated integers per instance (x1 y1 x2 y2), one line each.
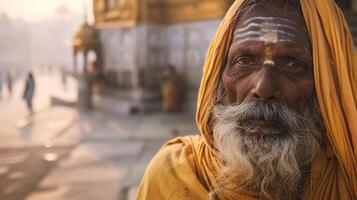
0 0 93 73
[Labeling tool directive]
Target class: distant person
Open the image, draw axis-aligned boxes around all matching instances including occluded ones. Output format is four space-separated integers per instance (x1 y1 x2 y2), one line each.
162 66 183 112
0 72 3 98
6 71 13 96
23 72 35 114
61 68 67 89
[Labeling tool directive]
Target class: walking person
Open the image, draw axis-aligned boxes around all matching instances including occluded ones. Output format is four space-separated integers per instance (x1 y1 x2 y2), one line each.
61 68 67 90
23 72 35 115
0 72 3 98
6 71 13 96
162 65 183 112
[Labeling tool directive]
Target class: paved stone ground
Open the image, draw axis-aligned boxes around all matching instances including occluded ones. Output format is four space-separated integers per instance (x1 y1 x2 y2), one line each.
0 106 79 200
0 146 74 200
0 72 199 200
25 104 198 200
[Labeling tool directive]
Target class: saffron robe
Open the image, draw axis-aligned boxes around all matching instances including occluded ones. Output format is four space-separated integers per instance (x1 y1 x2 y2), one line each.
137 0 357 199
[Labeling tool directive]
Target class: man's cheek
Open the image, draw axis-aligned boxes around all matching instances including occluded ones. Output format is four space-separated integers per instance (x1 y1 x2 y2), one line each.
222 78 236 103
224 81 252 104
223 71 256 104
281 78 315 106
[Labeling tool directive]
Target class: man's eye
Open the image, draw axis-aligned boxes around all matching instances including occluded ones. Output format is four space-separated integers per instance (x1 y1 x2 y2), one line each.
234 56 256 65
284 60 307 69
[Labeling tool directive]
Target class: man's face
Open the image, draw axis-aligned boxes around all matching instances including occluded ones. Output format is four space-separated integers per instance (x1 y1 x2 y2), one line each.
212 4 322 199
223 5 314 113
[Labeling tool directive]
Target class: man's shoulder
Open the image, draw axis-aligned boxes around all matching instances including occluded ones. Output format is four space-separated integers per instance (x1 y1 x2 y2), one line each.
147 135 202 174
137 135 208 199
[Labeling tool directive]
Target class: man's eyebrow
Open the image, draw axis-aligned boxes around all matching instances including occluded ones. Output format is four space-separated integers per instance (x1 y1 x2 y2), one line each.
277 50 312 63
279 52 303 59
229 44 262 55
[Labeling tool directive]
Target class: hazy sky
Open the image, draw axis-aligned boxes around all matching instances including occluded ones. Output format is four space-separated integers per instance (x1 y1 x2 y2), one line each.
0 0 93 22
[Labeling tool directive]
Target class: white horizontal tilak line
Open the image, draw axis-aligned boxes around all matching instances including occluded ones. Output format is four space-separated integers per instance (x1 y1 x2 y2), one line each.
232 38 311 51
243 17 297 26
234 23 301 35
234 30 296 40
242 17 308 32
233 38 295 44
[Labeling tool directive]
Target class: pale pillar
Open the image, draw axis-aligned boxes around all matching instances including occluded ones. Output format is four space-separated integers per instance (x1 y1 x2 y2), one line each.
78 50 93 110
353 0 357 10
83 51 88 75
73 50 78 74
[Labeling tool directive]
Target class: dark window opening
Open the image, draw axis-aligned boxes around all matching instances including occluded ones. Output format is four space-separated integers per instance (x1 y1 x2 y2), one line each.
335 0 352 10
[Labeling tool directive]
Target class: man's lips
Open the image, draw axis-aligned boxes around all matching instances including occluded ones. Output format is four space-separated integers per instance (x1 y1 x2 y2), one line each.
247 119 277 126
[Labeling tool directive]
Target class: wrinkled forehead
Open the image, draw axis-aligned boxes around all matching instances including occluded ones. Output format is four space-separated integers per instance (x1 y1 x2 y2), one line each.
234 7 311 51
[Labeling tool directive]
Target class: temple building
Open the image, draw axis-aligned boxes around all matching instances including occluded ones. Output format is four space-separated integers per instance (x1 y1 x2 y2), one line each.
84 0 234 111
87 0 357 111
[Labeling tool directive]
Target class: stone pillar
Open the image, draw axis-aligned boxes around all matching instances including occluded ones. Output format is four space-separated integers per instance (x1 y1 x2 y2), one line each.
73 51 78 74
353 0 357 10
95 49 102 77
77 51 93 110
83 51 88 75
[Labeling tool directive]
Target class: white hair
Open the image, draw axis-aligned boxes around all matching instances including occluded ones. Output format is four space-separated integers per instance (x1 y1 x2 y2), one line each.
210 100 322 200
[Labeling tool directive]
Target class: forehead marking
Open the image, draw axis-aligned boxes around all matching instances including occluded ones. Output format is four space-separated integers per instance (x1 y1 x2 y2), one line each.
232 38 311 52
263 47 275 66
234 30 296 40
261 28 278 44
243 17 295 26
263 60 275 66
233 19 311 51
234 22 292 44
265 47 273 60
243 17 308 32
234 23 301 35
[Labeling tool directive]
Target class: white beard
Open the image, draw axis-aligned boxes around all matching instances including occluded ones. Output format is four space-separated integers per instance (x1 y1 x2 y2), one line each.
211 101 322 200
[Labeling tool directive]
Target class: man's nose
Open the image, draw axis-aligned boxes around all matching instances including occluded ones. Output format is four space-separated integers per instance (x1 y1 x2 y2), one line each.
252 67 279 101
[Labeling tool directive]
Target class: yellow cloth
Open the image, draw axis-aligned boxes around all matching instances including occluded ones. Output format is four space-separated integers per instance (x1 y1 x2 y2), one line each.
137 0 357 199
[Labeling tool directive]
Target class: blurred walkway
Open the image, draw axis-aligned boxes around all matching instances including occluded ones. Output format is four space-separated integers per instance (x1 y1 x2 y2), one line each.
0 106 79 200
0 75 198 200
28 106 197 200
26 106 198 200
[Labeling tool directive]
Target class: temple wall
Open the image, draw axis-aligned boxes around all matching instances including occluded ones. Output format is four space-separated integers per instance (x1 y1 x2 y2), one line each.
98 27 137 89
165 19 220 90
353 0 357 10
94 0 231 27
97 19 220 92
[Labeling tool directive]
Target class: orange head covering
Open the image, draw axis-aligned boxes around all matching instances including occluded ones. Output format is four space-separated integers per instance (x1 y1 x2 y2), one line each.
196 0 356 198
138 1 357 199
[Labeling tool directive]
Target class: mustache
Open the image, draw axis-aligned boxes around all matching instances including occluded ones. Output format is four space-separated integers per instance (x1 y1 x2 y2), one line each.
213 101 311 131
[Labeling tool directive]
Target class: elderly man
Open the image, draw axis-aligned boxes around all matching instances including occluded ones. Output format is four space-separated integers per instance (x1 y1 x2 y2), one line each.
137 0 357 199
